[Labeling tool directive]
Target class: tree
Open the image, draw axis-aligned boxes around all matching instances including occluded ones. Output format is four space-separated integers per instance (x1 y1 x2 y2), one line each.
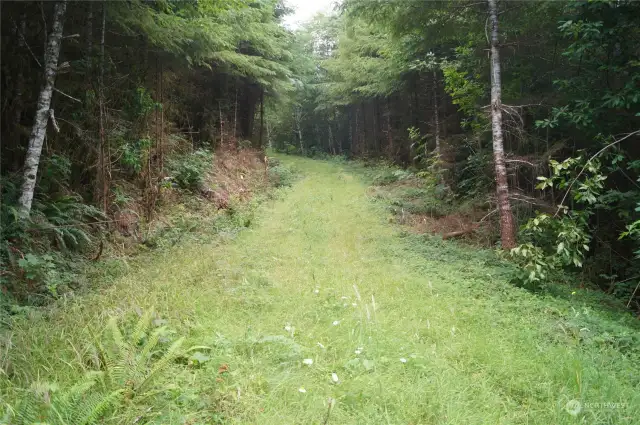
487 0 516 249
18 0 67 217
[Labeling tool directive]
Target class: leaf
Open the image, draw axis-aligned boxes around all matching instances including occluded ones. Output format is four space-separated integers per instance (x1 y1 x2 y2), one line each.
189 351 211 364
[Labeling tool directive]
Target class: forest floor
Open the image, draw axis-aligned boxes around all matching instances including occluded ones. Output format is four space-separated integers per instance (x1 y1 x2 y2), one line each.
3 155 639 424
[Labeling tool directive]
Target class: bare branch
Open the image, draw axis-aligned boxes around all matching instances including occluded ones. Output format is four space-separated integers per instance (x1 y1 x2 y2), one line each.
48 109 60 133
555 129 640 217
53 87 82 103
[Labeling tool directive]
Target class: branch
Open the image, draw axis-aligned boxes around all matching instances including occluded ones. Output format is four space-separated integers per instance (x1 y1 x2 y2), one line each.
48 109 60 133
506 159 536 167
479 209 498 223
19 32 42 68
554 129 640 217
53 87 82 103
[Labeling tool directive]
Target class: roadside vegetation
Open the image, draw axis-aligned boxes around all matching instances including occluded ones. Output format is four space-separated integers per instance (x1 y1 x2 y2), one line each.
2 156 638 424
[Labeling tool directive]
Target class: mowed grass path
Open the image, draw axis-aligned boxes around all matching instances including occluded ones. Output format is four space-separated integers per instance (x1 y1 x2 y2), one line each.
5 156 639 424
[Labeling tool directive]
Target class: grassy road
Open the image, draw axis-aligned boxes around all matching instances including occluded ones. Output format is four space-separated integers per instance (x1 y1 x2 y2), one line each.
3 156 638 424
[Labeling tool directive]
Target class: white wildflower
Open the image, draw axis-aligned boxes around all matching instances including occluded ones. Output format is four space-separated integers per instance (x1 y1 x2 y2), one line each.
352 303 358 307
331 372 339 383
317 342 325 349
284 324 292 332
303 358 314 366
332 320 340 326
399 358 407 363
313 288 320 294
298 388 307 393
354 347 363 355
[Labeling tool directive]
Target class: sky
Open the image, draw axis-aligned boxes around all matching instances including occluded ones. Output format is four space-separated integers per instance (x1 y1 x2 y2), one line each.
282 0 336 30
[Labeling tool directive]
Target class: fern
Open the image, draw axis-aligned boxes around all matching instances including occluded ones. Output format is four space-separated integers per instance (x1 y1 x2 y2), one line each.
5 313 203 424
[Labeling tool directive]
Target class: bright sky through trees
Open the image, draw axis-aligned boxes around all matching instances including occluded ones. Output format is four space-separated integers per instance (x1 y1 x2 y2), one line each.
283 0 335 29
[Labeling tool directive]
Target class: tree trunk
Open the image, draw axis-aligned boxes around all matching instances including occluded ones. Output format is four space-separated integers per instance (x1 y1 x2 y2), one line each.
266 116 272 148
294 107 304 154
432 70 441 155
14 15 26 127
385 100 393 159
219 101 224 147
328 121 335 155
18 0 67 217
85 2 93 59
259 88 264 148
488 0 516 249
160 58 164 173
233 81 238 143
98 2 108 212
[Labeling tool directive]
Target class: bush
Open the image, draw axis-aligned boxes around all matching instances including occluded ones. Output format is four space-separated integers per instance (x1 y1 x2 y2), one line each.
268 164 296 188
1 174 105 300
167 150 213 191
372 168 414 185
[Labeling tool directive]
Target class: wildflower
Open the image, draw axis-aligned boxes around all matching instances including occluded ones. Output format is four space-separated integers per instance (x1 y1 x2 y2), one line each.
314 288 320 294
331 372 339 383
332 320 340 326
284 324 292 332
352 303 358 307
399 358 407 363
317 342 325 349
355 347 363 355
303 358 314 366
298 388 307 393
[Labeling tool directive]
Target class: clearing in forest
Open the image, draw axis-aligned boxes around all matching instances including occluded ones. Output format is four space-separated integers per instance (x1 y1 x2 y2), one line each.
3 156 638 424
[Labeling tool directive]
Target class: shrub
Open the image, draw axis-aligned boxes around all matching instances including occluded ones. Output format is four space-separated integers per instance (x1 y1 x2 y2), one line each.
372 168 413 185
268 164 296 188
167 149 213 191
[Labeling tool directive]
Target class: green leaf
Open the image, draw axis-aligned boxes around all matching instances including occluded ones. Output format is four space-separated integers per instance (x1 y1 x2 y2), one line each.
189 351 211 364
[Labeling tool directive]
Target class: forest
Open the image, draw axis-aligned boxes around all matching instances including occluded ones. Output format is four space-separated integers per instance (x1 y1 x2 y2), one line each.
1 0 639 423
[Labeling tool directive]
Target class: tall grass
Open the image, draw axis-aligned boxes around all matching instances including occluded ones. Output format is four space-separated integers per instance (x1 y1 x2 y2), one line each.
1 156 638 424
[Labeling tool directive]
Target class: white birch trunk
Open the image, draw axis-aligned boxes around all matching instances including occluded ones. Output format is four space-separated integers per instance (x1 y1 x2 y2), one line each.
18 0 67 217
488 0 517 249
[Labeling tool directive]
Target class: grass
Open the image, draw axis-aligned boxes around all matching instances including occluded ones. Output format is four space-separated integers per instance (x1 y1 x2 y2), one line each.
2 155 639 424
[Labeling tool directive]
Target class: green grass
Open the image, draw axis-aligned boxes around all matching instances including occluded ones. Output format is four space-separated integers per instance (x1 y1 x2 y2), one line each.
2 155 639 424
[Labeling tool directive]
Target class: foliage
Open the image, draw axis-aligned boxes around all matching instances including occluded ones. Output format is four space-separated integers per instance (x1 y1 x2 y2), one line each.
4 312 203 424
167 149 213 191
267 163 297 187
1 0 298 300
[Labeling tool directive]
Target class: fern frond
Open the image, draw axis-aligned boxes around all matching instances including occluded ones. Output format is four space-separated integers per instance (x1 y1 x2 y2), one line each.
107 317 125 353
136 337 184 394
130 308 154 345
138 326 166 367
77 389 124 425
